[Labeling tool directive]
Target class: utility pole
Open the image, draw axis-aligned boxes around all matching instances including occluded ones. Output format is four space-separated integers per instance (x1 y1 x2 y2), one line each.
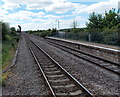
55 20 57 29
56 20 60 30
58 20 59 31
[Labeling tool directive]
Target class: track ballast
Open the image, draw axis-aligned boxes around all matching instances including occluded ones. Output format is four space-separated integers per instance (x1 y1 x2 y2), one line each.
25 35 94 97
45 38 120 75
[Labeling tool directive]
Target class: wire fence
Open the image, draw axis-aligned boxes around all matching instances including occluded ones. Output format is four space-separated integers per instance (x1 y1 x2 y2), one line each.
54 31 119 46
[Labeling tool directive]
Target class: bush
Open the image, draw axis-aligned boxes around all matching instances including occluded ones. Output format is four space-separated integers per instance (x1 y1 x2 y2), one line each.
4 35 12 40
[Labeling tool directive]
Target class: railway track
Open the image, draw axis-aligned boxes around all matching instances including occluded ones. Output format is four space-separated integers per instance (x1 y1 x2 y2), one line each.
25 36 94 97
44 38 120 75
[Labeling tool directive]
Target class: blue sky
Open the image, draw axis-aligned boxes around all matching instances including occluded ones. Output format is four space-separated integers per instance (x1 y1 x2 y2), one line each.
0 0 119 30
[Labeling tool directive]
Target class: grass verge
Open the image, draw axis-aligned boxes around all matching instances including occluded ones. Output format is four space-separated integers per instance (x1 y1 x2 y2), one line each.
1 36 20 86
0 42 2 85
2 40 17 70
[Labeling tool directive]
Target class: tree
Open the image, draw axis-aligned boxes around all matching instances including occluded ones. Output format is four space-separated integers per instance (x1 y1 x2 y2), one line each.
10 27 16 36
103 9 118 28
86 12 103 30
48 28 58 36
1 21 10 40
86 9 119 31
86 9 119 45
27 30 33 34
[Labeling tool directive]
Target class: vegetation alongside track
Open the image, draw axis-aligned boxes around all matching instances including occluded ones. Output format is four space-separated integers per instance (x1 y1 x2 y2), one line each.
27 9 120 46
26 28 58 38
2 40 18 69
59 9 120 46
1 21 20 70
0 21 20 85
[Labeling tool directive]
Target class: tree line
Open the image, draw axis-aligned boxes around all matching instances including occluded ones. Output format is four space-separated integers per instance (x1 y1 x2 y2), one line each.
59 9 120 46
86 8 119 46
0 21 20 41
86 8 119 31
26 28 58 38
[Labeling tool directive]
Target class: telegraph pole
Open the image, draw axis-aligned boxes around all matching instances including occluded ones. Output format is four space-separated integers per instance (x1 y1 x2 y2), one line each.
56 20 60 30
58 20 59 31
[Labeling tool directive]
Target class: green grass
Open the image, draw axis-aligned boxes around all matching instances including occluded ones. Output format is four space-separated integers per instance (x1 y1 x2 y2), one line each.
0 33 20 86
2 39 18 70
0 42 2 67
1 39 19 85
0 42 2 84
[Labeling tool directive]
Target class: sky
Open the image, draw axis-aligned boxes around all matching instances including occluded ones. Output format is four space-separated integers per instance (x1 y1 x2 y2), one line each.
0 0 119 31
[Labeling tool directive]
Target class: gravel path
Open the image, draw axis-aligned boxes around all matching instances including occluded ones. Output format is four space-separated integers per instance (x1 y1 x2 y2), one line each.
30 35 119 96
2 34 50 96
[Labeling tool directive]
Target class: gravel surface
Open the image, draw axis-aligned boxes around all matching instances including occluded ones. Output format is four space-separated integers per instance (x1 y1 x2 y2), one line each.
30 35 119 96
46 37 119 64
2 34 50 96
28 39 86 96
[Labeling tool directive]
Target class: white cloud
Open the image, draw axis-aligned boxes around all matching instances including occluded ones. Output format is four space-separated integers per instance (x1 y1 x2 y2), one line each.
73 0 119 14
43 14 75 20
45 2 76 13
2 0 66 10
9 15 86 30
59 16 86 29
2 0 75 14
5 15 32 21
0 7 8 17
74 16 85 21
32 19 47 22
2 0 118 14
44 15 62 19
15 11 45 17
26 2 53 10
66 0 109 2
13 22 54 30
2 10 45 22
2 2 20 10
26 0 76 14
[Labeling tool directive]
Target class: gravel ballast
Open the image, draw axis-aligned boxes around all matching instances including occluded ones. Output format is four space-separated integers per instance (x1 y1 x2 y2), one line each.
30 35 119 96
2 34 50 96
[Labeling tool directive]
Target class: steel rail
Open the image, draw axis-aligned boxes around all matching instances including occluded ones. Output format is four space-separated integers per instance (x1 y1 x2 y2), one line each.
29 38 95 97
26 39 56 97
46 39 119 66
45 40 120 75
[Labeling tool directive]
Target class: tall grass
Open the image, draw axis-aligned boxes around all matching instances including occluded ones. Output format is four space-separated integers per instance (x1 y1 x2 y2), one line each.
0 42 2 85
2 40 17 70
